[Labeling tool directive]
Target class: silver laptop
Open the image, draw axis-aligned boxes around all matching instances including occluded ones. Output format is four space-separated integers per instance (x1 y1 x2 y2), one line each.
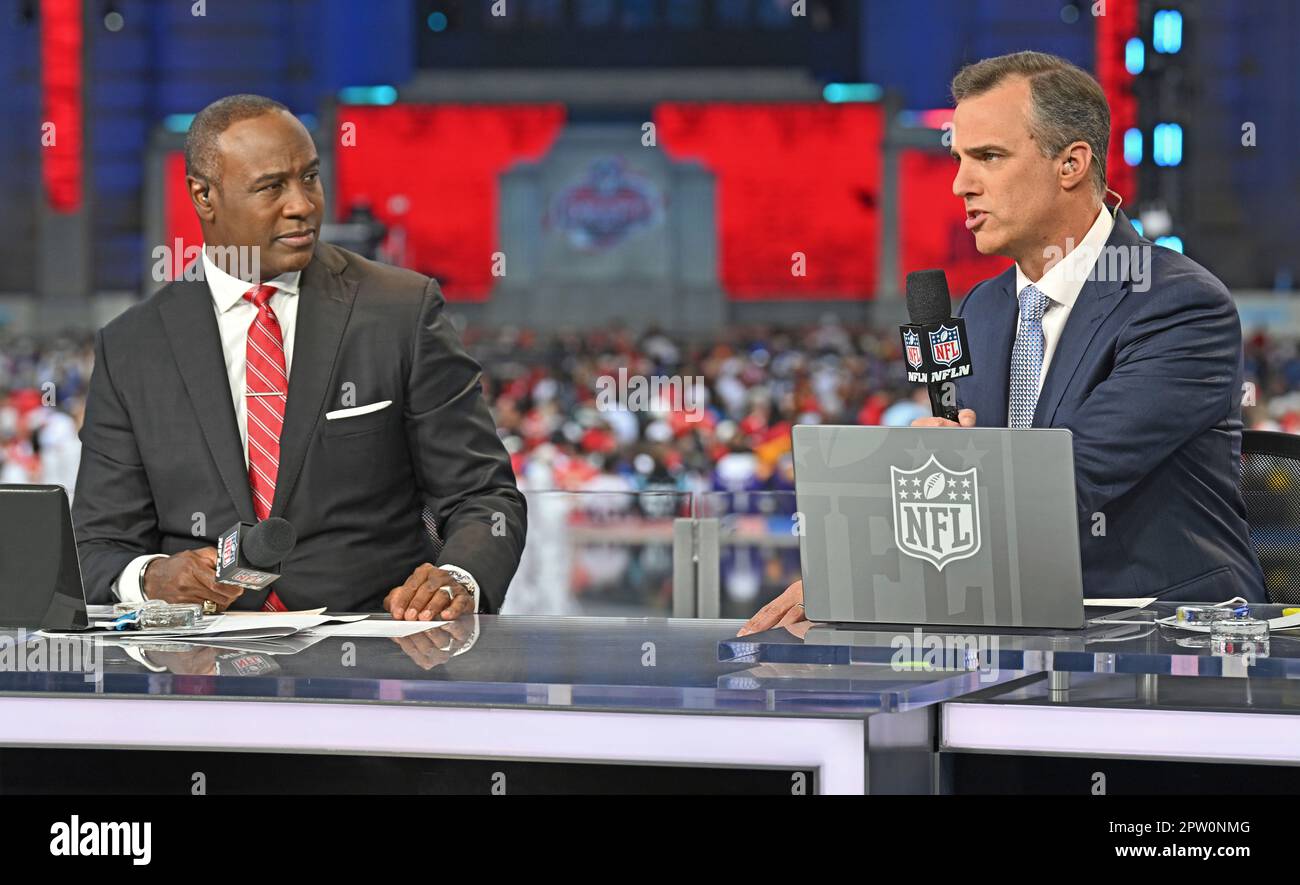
792 425 1084 629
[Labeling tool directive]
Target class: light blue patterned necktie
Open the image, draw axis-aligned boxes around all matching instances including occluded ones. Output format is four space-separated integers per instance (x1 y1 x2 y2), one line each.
1009 283 1050 428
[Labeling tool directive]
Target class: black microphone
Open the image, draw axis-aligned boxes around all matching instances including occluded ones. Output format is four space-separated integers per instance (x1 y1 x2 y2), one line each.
215 517 297 590
900 269 973 421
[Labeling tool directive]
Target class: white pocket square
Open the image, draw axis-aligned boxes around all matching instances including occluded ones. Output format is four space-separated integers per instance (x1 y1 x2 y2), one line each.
325 400 392 420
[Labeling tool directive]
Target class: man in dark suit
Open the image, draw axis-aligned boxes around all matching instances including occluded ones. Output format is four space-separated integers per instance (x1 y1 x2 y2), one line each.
741 51 1264 635
72 94 526 619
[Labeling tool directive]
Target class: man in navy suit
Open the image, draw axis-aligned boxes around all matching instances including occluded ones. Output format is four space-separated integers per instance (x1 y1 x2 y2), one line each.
741 51 1263 635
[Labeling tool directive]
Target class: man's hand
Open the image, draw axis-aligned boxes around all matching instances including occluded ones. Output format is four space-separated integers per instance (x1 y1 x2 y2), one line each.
142 548 245 610
738 580 807 636
912 408 977 428
384 563 475 621
390 619 475 670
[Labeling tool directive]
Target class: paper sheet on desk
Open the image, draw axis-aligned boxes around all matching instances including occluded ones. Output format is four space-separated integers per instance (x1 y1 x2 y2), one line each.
83 605 369 622
97 631 330 656
91 613 331 639
222 609 441 638
223 607 367 622
306 619 453 638
45 610 364 641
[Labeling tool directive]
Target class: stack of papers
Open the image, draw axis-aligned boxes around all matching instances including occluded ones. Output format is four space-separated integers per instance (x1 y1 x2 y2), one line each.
45 607 453 644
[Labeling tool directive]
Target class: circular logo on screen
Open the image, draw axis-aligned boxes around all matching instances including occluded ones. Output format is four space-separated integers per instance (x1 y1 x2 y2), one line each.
546 157 665 252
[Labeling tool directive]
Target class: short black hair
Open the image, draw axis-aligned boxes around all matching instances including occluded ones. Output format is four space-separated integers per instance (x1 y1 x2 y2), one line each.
184 94 291 186
951 51 1110 198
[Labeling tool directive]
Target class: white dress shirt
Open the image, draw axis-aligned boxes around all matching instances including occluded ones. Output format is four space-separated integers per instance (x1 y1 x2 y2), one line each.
114 247 479 613
1014 204 1115 394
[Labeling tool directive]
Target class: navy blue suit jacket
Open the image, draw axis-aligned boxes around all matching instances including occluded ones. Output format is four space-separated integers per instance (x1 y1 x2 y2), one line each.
954 210 1265 602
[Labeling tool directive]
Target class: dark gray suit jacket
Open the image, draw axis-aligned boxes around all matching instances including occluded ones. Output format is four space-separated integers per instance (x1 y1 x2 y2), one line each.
71 242 526 612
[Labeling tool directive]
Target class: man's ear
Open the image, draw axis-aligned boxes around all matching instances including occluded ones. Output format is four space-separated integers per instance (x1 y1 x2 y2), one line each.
187 174 216 222
1060 141 1093 192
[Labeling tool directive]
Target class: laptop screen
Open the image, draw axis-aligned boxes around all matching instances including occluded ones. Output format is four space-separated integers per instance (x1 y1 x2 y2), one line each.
0 485 89 630
793 426 1084 629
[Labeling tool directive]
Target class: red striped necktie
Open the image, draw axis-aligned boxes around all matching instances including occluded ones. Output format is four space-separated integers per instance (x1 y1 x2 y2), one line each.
243 284 289 612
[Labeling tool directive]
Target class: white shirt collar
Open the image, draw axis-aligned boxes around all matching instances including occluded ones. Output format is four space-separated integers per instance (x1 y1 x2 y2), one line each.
201 244 302 315
1015 204 1115 309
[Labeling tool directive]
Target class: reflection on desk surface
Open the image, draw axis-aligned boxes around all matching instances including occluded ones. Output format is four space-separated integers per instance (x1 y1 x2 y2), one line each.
4 616 836 714
3 616 744 681
0 615 1046 716
719 603 1300 680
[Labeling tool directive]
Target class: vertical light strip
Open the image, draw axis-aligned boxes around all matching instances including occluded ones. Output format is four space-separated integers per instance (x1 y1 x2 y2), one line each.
1095 0 1139 206
40 0 84 213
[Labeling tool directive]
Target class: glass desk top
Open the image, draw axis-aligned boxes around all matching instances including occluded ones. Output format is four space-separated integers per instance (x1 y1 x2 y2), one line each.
718 604 1300 680
0 615 1019 717
953 671 1300 716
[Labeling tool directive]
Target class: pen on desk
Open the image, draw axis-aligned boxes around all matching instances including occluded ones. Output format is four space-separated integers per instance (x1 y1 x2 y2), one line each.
110 611 141 631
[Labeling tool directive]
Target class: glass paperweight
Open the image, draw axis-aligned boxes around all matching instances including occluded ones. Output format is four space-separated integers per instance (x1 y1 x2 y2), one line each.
138 601 203 630
1209 617 1269 657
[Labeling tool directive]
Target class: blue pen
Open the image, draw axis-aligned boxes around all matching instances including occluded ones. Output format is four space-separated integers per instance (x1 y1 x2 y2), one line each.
109 610 141 631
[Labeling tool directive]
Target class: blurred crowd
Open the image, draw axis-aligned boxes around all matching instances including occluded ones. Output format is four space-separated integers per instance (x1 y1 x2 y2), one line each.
470 319 1300 512
4 319 1300 505
467 317 925 515
1243 329 1300 433
0 333 90 492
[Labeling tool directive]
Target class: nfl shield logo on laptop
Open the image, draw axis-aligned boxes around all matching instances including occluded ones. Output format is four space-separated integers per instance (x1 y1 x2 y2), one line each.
890 455 980 570
928 324 963 367
903 328 923 370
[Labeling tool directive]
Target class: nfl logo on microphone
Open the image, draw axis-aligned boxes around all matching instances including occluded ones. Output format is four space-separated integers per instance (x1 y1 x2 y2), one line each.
221 532 238 569
891 456 981 570
903 328 923 370
928 324 963 367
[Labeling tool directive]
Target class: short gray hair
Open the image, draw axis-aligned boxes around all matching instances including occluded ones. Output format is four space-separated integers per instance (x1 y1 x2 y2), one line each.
184 94 291 187
951 51 1110 198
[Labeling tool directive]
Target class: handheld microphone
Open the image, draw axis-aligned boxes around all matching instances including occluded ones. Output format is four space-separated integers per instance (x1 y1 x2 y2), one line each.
901 269 973 421
215 517 297 590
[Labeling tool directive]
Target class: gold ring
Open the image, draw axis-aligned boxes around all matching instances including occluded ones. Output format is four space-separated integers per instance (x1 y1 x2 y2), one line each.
202 600 217 615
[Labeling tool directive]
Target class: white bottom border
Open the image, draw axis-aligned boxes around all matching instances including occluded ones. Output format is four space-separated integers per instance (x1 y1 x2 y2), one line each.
943 702 1300 764
0 696 867 794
